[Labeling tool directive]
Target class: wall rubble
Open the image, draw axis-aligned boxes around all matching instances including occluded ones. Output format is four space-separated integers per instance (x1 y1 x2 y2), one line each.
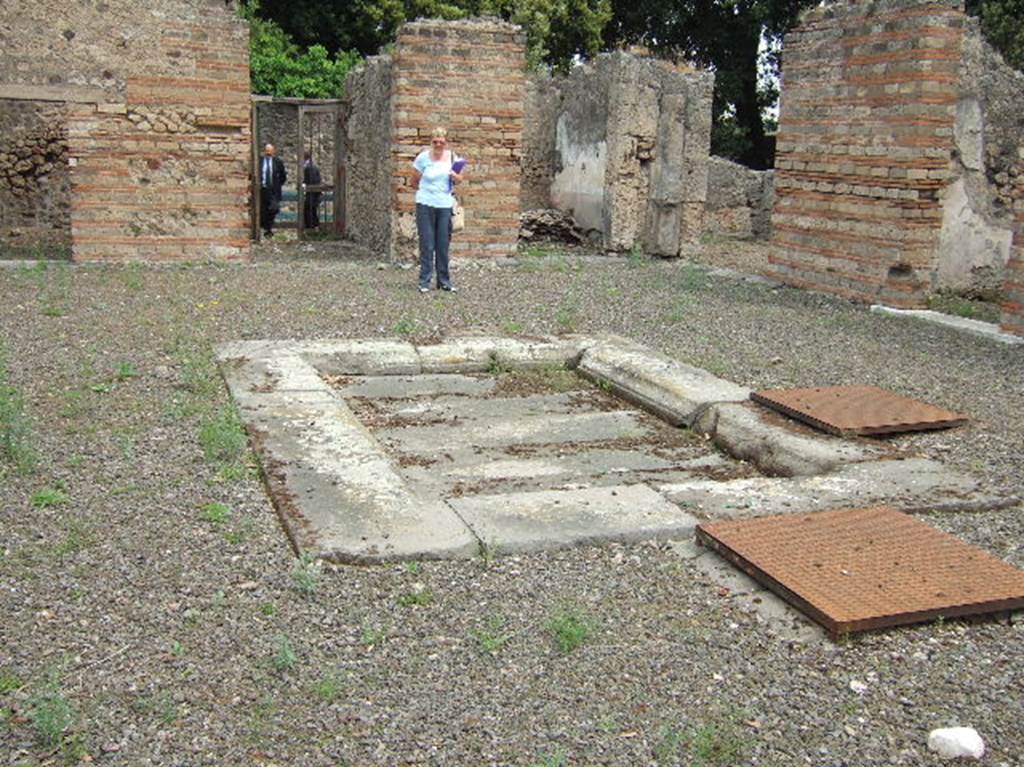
0 101 70 255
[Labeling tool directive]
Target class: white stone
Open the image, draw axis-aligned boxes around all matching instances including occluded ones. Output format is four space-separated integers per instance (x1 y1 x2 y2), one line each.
849 679 868 694
927 727 985 760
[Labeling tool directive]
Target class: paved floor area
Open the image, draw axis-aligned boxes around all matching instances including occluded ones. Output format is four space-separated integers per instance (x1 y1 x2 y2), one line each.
216 335 1009 567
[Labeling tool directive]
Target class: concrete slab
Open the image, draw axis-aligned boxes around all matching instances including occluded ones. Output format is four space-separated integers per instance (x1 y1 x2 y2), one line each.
380 393 588 421
301 339 421 376
577 335 750 426
449 484 699 553
657 458 1014 519
871 305 1024 346
332 374 496 399
376 410 650 453
222 367 477 563
395 446 716 498
693 401 881 477
417 335 583 373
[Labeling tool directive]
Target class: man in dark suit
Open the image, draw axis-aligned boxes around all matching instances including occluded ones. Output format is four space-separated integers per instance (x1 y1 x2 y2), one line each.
302 151 322 230
259 143 286 237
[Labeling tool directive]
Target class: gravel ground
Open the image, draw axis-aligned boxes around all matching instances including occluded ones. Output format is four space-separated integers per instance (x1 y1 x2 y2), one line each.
1 240 1022 766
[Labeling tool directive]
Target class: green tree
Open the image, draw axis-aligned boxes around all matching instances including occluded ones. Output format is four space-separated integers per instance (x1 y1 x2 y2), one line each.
242 3 360 97
252 0 610 72
606 0 815 169
967 0 1024 70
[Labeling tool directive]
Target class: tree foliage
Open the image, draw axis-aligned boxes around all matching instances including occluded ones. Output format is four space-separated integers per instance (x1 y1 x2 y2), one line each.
606 0 815 168
242 3 360 98
968 0 1024 70
252 0 610 73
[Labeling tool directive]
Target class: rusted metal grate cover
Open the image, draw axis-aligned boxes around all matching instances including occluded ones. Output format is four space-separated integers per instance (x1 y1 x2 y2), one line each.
750 385 966 435
697 507 1024 638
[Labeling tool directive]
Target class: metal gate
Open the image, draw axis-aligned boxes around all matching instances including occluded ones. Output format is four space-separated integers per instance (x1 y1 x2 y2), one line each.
252 97 346 241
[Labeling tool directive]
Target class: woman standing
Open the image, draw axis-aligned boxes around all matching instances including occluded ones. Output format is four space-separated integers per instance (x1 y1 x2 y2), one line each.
412 127 464 293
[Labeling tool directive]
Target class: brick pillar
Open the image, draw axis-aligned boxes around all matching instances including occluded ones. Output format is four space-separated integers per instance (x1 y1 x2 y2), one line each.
67 15 251 262
770 0 966 306
390 18 526 260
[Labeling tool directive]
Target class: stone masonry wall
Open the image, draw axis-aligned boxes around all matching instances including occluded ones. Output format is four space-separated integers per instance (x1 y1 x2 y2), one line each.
525 53 713 255
344 56 396 256
771 0 968 307
935 23 1018 293
0 0 251 262
521 76 560 211
390 18 526 261
705 156 775 240
0 101 71 255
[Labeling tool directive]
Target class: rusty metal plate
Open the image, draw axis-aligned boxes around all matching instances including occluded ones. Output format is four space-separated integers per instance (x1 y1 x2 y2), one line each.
697 507 1024 638
750 385 966 435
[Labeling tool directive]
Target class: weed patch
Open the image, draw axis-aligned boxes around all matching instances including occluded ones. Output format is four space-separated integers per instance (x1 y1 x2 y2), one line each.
290 552 322 596
545 603 596 654
198 406 248 478
0 345 36 475
469 613 513 654
199 501 232 527
27 683 75 749
271 634 298 672
32 483 68 508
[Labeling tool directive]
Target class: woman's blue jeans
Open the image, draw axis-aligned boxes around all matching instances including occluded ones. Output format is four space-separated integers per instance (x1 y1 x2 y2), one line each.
416 203 453 289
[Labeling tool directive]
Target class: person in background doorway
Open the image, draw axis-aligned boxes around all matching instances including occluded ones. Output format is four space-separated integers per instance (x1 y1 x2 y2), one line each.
411 127 464 293
302 151 322 230
259 143 286 237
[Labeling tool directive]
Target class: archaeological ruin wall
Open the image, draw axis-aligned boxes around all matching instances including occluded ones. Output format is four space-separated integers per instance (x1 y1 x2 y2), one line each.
0 100 70 256
0 0 251 262
345 18 525 261
770 0 1024 334
705 157 775 240
521 54 714 256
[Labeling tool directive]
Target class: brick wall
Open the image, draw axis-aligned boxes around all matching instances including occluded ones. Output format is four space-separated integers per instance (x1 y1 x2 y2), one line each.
770 0 967 306
390 18 526 260
0 0 251 262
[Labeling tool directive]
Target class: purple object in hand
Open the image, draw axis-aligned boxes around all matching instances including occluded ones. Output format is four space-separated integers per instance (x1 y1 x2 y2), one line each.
449 157 466 192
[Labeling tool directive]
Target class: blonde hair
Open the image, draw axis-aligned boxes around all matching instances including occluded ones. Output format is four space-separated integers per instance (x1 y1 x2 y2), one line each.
431 127 448 140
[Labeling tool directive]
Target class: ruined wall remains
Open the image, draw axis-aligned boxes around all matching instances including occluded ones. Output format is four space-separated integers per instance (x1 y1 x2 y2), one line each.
0 101 71 256
548 62 612 235
521 53 713 255
344 18 525 261
521 76 560 211
345 56 395 255
392 18 525 260
705 157 775 240
770 0 1023 334
0 0 251 262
